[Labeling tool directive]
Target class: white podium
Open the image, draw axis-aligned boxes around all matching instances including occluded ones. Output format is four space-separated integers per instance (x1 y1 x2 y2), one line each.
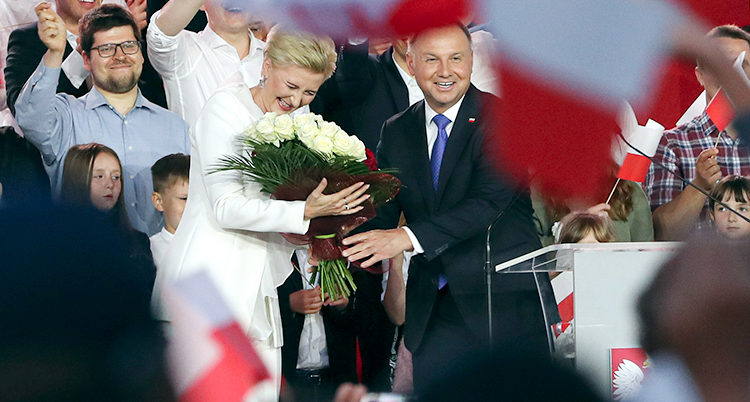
496 242 681 399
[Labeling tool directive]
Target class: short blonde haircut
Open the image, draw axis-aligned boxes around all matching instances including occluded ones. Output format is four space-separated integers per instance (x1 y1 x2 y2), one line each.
265 26 337 79
558 212 618 244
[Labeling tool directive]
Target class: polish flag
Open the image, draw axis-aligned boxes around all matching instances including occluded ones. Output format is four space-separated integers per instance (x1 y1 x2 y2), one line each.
705 51 747 132
616 119 664 183
551 272 574 338
162 271 270 402
485 0 681 199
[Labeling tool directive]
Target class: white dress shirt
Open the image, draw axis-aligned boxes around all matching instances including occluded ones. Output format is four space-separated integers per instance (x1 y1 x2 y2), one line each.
402 98 465 254
147 13 265 126
293 250 329 370
149 227 173 270
61 30 89 90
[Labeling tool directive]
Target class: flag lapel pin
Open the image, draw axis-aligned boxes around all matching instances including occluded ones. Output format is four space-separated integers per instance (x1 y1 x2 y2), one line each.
468 117 476 123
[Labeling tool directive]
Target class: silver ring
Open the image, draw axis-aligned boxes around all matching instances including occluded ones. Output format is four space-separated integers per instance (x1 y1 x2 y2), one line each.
345 204 350 210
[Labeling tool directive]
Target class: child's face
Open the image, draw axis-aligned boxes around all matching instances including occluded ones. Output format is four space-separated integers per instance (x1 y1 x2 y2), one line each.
712 193 750 240
155 180 188 234
90 152 122 211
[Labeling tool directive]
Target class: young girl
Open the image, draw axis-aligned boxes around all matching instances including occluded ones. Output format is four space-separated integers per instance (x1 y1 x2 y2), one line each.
61 143 155 294
557 211 619 244
709 175 750 240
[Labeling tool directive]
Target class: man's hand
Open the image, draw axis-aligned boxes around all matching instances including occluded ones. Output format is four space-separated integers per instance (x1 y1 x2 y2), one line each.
289 287 323 314
342 228 413 269
36 2 67 67
694 148 722 191
586 203 611 216
126 0 148 31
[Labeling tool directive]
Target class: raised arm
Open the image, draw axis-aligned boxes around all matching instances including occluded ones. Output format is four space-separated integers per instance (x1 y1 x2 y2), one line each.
152 0 205 36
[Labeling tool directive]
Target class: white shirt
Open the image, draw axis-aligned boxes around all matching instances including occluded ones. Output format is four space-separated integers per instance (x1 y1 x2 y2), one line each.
402 98 465 254
293 250 329 370
149 227 173 270
146 13 265 126
392 53 423 107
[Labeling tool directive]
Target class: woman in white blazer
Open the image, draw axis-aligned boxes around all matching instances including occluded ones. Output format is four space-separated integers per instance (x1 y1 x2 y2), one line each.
156 27 368 399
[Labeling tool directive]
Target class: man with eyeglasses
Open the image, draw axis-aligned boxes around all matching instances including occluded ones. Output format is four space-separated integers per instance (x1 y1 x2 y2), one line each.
14 3 190 236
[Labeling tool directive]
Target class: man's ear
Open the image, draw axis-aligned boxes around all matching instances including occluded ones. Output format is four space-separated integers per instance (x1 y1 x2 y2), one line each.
82 49 92 72
695 66 705 88
406 51 415 76
152 192 164 212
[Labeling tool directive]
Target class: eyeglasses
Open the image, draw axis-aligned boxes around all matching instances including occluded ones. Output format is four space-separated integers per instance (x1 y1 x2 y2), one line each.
89 41 141 58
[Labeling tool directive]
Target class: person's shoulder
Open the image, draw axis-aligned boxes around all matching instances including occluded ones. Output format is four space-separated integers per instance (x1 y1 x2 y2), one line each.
664 112 712 139
9 21 38 37
384 100 423 128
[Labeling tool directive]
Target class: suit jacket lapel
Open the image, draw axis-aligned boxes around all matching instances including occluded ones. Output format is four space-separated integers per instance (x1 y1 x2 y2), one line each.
407 102 437 211
435 86 480 203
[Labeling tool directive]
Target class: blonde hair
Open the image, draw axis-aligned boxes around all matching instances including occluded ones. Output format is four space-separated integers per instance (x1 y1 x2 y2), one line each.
264 27 337 79
558 212 618 244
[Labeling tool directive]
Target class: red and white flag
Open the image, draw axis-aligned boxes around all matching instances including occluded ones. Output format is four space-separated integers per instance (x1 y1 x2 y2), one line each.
162 271 270 402
705 51 747 132
616 119 664 183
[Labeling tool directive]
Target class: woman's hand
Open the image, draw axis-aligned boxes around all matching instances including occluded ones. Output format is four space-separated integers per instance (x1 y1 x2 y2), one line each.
304 178 370 220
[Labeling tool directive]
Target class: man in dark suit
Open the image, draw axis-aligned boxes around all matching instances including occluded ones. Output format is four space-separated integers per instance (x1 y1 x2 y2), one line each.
4 0 165 115
342 23 548 393
312 39 411 151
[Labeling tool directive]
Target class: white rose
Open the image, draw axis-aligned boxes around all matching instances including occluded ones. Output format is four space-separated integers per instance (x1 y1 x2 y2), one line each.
293 113 314 128
332 130 354 156
351 138 366 161
255 116 275 136
274 114 295 140
297 121 319 146
313 136 334 154
318 121 339 138
244 122 259 141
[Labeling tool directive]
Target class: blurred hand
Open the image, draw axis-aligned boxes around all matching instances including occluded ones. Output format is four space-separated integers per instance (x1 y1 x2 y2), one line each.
126 0 148 31
694 148 722 191
368 37 392 55
333 383 368 402
289 287 323 314
36 3 66 55
586 203 611 216
304 178 370 220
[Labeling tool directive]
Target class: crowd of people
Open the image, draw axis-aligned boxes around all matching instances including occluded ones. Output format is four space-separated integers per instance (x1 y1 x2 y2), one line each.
2 0 750 401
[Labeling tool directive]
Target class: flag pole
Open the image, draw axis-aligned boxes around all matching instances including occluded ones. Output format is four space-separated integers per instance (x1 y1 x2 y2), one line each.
714 132 722 148
606 178 620 204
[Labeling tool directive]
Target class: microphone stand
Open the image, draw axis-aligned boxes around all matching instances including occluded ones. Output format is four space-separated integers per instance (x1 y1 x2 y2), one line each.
484 193 522 347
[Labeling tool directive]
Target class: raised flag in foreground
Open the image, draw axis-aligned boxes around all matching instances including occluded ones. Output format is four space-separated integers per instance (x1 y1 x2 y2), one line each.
617 119 664 183
163 271 270 402
705 51 747 132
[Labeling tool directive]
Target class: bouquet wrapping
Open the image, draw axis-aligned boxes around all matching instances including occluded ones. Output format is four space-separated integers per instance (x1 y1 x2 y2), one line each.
214 112 401 301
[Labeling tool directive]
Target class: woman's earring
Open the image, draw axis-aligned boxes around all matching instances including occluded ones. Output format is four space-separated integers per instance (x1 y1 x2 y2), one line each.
259 75 267 89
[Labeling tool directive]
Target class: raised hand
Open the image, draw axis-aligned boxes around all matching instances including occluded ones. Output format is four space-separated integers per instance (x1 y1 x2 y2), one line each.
694 148 722 191
36 2 67 67
126 0 148 31
304 178 370 220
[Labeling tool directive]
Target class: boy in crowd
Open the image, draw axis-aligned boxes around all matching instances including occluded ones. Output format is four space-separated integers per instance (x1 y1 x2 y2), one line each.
149 153 189 268
709 175 750 240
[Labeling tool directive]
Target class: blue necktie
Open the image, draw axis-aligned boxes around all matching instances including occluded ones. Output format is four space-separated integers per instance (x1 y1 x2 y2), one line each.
431 114 451 289
431 114 451 191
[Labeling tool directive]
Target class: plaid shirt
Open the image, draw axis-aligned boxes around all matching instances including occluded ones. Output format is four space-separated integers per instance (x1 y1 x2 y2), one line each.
644 111 750 228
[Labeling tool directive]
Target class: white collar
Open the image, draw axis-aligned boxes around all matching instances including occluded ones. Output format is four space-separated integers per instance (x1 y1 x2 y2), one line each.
201 24 265 57
423 95 465 127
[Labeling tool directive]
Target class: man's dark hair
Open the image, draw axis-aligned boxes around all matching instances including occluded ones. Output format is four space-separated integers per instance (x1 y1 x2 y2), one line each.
707 24 750 49
151 153 190 194
79 4 142 54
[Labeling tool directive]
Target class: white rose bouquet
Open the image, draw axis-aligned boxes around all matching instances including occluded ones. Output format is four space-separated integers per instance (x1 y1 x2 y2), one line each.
214 112 400 301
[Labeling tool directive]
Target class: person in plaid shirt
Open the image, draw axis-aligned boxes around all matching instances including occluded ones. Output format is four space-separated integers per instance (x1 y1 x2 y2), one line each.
645 25 750 241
